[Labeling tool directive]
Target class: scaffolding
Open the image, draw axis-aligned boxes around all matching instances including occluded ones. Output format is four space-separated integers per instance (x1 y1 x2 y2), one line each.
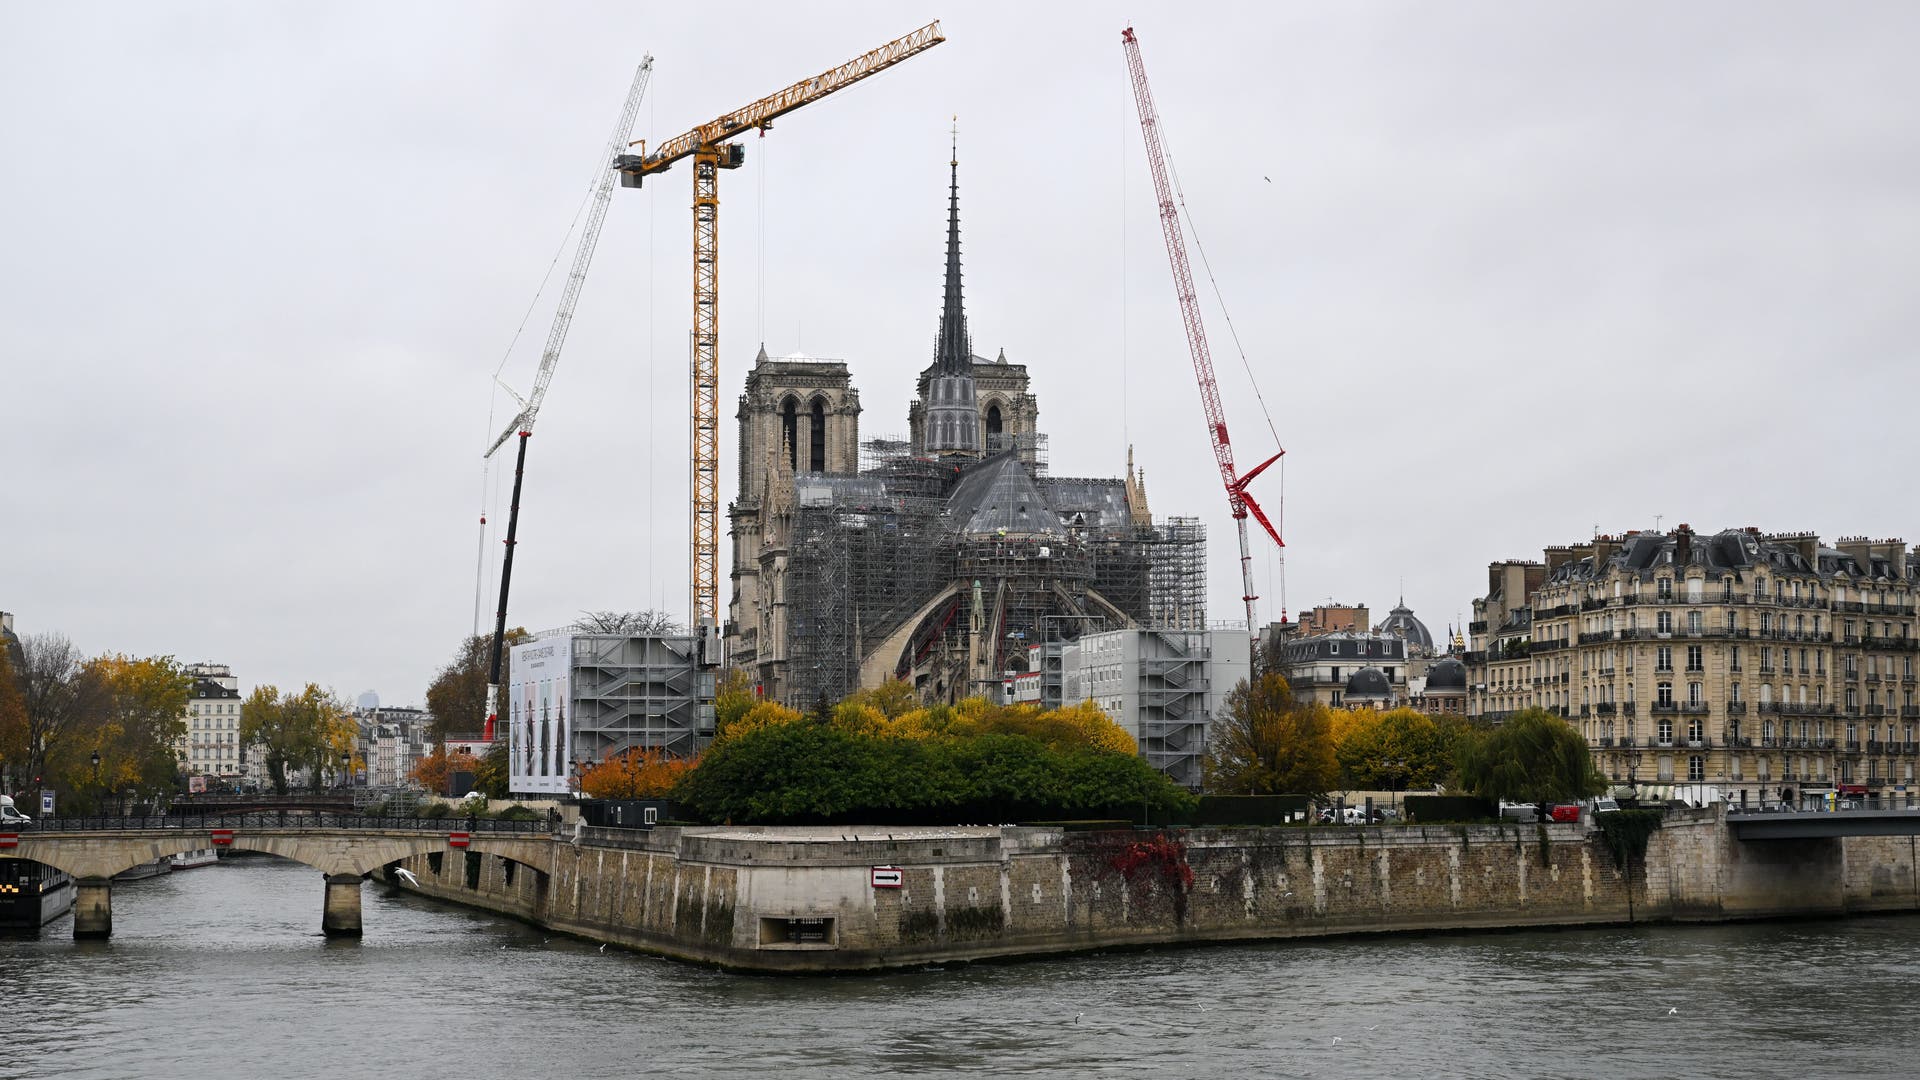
772 439 1210 707
1148 516 1208 630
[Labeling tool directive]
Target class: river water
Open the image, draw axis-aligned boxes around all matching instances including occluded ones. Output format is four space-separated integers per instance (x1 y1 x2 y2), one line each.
2 855 1915 1079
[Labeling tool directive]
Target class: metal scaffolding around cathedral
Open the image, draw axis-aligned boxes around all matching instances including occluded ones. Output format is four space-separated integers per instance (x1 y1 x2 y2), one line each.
726 149 1212 708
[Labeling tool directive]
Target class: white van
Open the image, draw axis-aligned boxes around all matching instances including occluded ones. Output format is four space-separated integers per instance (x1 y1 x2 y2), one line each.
0 795 33 826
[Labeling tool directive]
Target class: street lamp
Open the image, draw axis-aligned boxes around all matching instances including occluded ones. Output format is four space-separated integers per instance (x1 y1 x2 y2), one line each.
1624 747 1642 804
90 750 101 817
340 752 352 790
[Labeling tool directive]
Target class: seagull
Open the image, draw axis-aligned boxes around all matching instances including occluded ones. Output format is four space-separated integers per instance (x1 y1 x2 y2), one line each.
599 943 608 953
393 867 419 886
1667 1007 1678 1015
1263 176 1272 182
1074 1012 1083 1023
1332 1037 1341 1045
1366 1024 1379 1031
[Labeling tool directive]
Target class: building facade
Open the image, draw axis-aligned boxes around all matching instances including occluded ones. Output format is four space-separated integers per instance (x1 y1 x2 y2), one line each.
1466 527 1919 806
1272 631 1410 710
1061 628 1250 790
179 662 244 785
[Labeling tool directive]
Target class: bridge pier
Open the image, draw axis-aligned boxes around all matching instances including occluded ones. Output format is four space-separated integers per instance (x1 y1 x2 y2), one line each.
321 873 363 938
73 877 113 939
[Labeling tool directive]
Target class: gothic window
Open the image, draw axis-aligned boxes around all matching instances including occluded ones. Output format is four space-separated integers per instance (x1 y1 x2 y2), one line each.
986 401 1003 442
781 396 799 469
809 396 827 472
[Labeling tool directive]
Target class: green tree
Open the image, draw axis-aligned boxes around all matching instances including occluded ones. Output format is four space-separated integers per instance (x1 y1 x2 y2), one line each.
713 667 756 738
423 630 530 747
241 683 353 794
676 721 1194 826
1335 707 1457 792
475 739 511 799
1205 672 1339 797
1453 707 1604 806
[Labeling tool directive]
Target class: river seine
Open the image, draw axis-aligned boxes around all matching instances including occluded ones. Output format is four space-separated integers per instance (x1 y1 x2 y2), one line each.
2 856 1915 1079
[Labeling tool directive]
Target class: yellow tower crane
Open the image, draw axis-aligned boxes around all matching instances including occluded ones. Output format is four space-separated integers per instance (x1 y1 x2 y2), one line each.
615 22 946 631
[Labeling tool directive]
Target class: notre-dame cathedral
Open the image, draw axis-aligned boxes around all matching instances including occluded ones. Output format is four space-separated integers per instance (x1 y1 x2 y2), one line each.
725 150 1208 707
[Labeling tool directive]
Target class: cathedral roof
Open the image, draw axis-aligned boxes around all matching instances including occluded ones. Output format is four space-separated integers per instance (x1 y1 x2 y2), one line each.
945 452 1065 537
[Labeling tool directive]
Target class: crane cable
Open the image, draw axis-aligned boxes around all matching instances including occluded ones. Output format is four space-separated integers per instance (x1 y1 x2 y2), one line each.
471 114 615 636
1158 92 1288 621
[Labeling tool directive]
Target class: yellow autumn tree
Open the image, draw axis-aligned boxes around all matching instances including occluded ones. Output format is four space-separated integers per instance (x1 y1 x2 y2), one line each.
712 700 804 745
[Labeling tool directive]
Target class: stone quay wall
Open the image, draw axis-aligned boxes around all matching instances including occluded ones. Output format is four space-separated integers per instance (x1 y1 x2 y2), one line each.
391 808 1920 972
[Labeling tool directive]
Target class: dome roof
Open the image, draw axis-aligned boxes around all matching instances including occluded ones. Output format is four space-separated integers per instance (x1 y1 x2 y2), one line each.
1426 658 1467 691
1377 599 1433 652
1345 666 1392 698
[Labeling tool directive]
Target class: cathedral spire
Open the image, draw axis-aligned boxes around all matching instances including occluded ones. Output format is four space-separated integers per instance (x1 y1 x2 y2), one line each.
933 118 970 377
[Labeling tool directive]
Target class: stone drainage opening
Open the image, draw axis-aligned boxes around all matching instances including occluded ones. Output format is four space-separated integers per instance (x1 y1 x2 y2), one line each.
758 916 836 948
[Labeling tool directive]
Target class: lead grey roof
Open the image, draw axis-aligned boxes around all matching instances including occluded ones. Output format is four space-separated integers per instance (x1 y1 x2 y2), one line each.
944 452 1064 537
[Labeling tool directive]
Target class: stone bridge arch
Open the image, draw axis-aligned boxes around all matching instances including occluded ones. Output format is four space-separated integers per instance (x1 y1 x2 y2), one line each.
4 828 558 940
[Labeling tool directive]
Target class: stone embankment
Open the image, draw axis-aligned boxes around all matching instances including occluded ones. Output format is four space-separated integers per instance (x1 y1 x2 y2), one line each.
391 806 1920 972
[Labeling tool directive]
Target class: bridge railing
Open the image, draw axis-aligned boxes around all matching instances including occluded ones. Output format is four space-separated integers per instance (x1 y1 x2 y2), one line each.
23 814 557 834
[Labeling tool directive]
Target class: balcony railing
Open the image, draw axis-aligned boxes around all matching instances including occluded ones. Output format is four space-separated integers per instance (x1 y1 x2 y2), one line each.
1726 701 1748 714
1681 702 1710 714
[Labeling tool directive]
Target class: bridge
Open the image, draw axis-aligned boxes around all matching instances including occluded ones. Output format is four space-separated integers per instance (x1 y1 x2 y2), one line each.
1 815 558 939
1727 807 1920 841
169 793 361 815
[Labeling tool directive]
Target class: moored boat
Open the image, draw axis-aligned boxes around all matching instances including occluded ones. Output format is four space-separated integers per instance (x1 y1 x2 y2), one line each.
170 848 219 870
0 860 76 929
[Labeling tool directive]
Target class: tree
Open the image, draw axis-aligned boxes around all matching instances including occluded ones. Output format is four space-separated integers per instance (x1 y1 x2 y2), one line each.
713 667 756 737
240 683 353 794
6 633 107 801
675 721 1194 826
575 610 683 634
1205 672 1339 797
474 740 510 799
579 747 696 799
81 654 191 804
1334 707 1457 792
1453 707 1604 806
0 646 27 800
409 745 481 796
423 629 530 747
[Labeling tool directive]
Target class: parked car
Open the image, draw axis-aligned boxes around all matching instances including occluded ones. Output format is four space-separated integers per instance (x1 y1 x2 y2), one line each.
1498 802 1540 822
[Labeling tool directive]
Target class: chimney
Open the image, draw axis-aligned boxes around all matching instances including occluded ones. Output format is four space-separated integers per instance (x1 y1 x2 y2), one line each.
1593 535 1619 568
1543 545 1574 573
1675 523 1693 566
1836 536 1873 570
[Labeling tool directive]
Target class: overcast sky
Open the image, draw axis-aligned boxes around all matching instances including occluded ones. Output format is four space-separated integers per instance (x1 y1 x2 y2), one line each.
5 2 1917 706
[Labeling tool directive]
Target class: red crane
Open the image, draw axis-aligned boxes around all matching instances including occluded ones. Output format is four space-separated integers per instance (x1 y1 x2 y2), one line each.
1121 26 1284 633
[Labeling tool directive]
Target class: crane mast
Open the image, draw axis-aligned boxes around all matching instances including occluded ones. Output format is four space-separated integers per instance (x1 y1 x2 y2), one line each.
1120 26 1283 635
615 22 945 631
478 57 653 742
